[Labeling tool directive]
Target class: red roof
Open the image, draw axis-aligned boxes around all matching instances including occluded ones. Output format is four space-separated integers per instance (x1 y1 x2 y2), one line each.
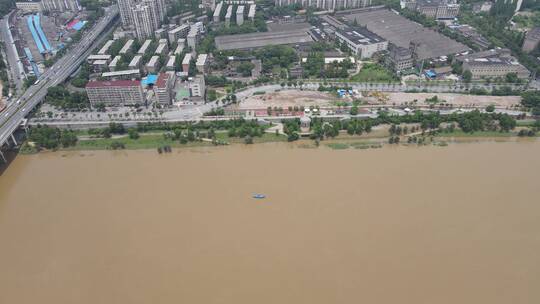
86 80 141 88
155 73 169 88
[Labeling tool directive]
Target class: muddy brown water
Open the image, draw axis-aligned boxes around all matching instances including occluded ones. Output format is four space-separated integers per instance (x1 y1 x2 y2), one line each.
0 141 539 304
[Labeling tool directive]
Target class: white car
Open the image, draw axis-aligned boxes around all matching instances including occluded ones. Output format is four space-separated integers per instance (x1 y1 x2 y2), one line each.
21 108 26 112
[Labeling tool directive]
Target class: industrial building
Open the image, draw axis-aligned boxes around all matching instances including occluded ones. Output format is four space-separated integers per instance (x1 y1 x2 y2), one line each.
86 80 145 106
456 49 530 80
386 44 414 72
400 0 459 20
338 8 469 60
274 0 372 10
334 26 387 59
215 26 313 50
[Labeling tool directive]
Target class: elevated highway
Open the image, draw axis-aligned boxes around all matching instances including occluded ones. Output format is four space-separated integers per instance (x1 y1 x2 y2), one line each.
0 6 119 161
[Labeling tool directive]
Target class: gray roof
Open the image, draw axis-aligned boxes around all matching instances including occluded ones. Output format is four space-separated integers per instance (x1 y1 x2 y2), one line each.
215 29 313 50
338 8 469 60
336 26 385 46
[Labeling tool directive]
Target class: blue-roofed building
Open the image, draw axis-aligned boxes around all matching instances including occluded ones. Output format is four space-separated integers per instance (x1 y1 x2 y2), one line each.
424 69 437 79
142 74 158 86
33 14 52 52
27 15 45 54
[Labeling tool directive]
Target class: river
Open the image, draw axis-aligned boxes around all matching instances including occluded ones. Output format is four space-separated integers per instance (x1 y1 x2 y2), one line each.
0 141 539 304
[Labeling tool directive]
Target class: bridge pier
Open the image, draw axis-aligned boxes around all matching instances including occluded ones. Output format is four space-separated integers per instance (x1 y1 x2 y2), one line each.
10 134 18 146
0 150 5 163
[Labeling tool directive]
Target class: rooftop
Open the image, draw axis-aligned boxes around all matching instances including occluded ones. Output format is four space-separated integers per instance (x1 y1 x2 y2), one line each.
196 54 208 65
336 26 385 45
215 28 313 50
337 8 469 60
86 80 141 88
129 55 142 66
155 72 171 88
102 69 140 77
147 55 159 66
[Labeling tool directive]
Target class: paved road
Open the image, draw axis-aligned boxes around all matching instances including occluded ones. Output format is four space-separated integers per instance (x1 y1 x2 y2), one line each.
0 6 119 148
0 11 25 94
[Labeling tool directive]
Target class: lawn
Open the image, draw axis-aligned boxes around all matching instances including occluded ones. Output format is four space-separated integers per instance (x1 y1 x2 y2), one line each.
349 63 399 83
70 132 288 151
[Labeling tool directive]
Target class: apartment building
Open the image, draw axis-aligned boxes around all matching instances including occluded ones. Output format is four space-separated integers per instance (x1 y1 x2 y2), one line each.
86 80 145 106
154 72 176 104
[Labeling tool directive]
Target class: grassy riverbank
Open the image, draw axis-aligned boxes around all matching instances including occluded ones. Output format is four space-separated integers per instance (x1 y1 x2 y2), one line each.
19 127 538 154
67 132 287 151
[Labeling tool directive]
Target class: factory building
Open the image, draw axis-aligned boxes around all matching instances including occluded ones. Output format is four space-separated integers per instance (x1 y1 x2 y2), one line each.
334 26 388 59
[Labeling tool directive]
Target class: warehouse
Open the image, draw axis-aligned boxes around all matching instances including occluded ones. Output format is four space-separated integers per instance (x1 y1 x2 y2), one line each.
338 8 469 60
215 27 313 51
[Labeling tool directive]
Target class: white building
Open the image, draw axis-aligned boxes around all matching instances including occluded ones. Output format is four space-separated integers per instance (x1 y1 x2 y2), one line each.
118 0 134 26
236 6 244 25
108 55 121 71
119 39 134 54
98 40 114 55
213 2 223 22
128 55 143 69
146 55 160 74
248 4 256 21
189 75 205 98
196 53 208 73
132 1 160 40
225 5 233 27
137 39 152 54
166 55 176 70
335 26 387 59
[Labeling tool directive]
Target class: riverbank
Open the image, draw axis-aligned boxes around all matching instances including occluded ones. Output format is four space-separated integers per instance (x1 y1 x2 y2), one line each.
19 127 539 154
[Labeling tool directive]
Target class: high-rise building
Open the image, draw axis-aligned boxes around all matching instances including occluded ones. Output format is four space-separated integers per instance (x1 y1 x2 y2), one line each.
118 0 134 26
120 0 166 30
132 2 160 39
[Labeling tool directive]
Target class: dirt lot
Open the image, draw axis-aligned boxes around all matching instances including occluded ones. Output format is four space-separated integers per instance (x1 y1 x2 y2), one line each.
238 90 347 110
384 92 521 107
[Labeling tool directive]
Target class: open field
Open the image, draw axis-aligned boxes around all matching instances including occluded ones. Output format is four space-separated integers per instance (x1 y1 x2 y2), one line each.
382 92 522 107
236 89 345 110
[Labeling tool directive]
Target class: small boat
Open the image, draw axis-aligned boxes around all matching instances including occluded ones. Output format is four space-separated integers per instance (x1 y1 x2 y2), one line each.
252 194 266 199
